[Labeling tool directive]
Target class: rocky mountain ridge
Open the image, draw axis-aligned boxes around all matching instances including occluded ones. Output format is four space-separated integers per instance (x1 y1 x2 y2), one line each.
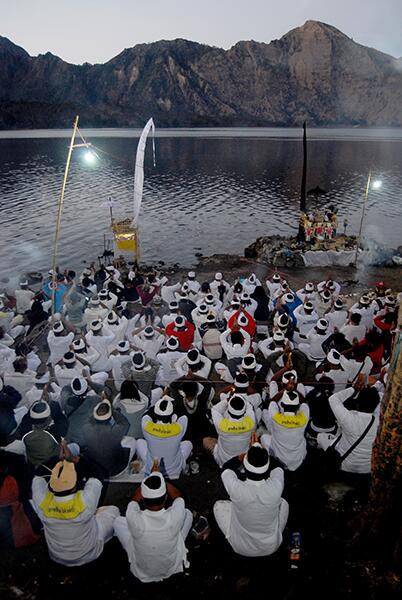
1 20 401 128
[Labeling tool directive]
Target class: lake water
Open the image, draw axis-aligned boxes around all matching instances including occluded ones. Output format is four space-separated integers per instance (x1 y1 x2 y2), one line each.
0 127 401 279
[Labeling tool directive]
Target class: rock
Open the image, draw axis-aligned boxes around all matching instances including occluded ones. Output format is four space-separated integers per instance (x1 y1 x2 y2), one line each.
1 20 402 128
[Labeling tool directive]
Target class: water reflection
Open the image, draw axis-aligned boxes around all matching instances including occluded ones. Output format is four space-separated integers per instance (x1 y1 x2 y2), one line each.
0 132 401 277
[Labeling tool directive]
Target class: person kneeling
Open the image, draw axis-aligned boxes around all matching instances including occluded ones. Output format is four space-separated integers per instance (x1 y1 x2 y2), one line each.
114 468 193 583
214 443 288 557
32 458 119 566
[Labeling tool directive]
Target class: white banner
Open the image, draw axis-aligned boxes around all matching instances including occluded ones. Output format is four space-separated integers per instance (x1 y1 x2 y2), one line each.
132 118 155 226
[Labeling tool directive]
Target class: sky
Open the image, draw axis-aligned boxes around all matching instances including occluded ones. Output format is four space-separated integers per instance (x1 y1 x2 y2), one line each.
2 0 402 64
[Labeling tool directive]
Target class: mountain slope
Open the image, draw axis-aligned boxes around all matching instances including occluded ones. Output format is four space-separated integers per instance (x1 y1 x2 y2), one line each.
0 22 401 128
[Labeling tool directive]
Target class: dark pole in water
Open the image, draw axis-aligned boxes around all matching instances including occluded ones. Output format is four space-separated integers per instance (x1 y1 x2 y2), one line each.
297 121 307 241
300 121 307 212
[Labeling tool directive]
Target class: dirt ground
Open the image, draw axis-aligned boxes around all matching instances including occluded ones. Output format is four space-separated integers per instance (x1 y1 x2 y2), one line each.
1 251 401 600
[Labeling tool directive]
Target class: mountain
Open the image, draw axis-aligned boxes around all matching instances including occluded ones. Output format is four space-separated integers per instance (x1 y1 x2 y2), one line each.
1 21 402 128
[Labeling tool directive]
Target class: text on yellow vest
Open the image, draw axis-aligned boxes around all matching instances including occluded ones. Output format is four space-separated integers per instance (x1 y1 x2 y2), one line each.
40 491 85 520
219 415 255 434
144 421 182 438
272 412 308 428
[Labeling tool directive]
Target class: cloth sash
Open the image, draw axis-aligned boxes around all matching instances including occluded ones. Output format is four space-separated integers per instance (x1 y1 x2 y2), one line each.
40 491 85 520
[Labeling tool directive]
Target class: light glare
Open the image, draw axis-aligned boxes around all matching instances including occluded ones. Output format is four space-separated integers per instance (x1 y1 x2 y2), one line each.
372 180 382 189
84 150 96 164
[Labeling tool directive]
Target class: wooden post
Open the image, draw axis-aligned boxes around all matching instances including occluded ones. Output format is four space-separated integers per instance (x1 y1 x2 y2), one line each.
297 122 307 241
51 115 79 318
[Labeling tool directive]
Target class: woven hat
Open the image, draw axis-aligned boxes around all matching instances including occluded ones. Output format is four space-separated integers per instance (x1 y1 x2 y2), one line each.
277 314 289 329
327 349 341 365
186 348 201 365
93 400 112 421
53 321 64 333
283 293 294 304
132 351 146 369
238 313 248 327
49 461 77 494
242 354 257 370
235 372 249 389
154 397 174 417
71 377 88 396
90 319 103 332
166 336 179 350
282 369 297 384
141 472 166 499
63 351 75 365
30 401 51 421
228 394 246 417
117 340 130 353
107 311 119 324
316 318 329 332
273 330 285 343
198 304 208 314
174 316 186 328
244 443 269 474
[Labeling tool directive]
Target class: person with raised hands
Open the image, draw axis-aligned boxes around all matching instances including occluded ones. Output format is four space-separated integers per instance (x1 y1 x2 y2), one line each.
213 440 288 557
114 462 193 583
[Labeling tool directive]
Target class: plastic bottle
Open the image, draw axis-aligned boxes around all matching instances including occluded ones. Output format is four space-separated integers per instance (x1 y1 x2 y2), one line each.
289 532 301 569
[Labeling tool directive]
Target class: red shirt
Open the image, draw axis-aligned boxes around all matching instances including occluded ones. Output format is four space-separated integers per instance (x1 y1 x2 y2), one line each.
227 309 256 338
165 320 195 351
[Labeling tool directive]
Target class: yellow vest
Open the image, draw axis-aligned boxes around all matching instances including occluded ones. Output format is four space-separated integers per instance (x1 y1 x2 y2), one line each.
272 412 308 429
143 421 182 438
219 415 254 434
40 491 85 520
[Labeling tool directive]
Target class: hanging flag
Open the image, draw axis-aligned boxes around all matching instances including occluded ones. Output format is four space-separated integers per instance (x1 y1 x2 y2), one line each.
132 118 156 226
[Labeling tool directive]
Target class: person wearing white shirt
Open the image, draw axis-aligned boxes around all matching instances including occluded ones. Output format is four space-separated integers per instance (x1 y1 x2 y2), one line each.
3 357 36 407
131 326 165 360
14 281 35 314
155 337 184 387
137 397 192 479
349 296 375 331
84 297 108 326
204 395 255 467
298 319 330 361
214 443 288 557
223 298 241 323
98 289 118 311
326 298 348 332
160 282 181 306
242 273 261 296
240 293 257 317
197 293 222 318
317 384 380 474
161 301 180 328
341 346 373 384
32 460 119 567
293 302 319 345
210 272 230 300
314 349 349 391
266 273 282 298
261 391 309 471
317 279 341 297
85 319 115 372
103 311 128 348
258 331 290 360
295 281 316 305
191 303 209 331
109 340 132 392
54 351 85 388
114 472 192 583
340 313 366 344
215 329 252 382
174 348 212 380
185 271 201 294
47 321 74 367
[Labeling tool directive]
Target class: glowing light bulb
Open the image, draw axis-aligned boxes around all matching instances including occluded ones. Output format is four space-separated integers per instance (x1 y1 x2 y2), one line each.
372 180 382 190
84 150 96 164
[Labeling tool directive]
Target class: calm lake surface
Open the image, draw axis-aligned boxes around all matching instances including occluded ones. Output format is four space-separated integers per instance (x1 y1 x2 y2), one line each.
0 127 401 279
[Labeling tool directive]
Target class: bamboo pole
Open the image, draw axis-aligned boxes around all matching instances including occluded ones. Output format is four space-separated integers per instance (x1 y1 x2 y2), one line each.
51 115 79 319
354 170 371 266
